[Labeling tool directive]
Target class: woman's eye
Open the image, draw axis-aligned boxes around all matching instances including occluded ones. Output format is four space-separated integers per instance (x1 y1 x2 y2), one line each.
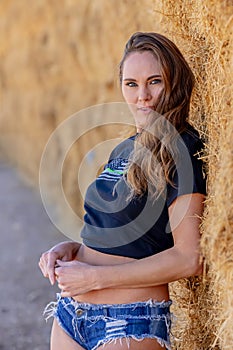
150 79 162 85
125 82 137 87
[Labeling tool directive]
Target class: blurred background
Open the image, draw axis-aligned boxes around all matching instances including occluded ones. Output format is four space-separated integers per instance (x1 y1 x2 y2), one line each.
0 0 232 349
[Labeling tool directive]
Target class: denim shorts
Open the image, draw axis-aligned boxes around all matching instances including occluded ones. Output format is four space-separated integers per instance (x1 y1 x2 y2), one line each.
44 293 172 350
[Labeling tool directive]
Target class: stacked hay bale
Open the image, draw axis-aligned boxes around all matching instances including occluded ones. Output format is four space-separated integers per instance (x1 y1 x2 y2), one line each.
0 0 158 225
159 0 233 349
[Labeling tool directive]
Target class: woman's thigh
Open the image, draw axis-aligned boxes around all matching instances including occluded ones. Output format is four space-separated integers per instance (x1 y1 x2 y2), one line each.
98 337 164 350
51 319 165 350
51 319 84 350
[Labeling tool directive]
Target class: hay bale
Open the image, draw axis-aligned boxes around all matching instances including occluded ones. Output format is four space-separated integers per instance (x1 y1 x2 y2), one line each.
159 0 233 348
202 116 233 350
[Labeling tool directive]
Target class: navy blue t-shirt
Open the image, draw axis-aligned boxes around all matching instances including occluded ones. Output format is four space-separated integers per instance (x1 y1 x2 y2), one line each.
81 126 206 259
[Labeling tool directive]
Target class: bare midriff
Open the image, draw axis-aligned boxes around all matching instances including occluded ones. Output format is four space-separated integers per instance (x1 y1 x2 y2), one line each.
73 244 169 304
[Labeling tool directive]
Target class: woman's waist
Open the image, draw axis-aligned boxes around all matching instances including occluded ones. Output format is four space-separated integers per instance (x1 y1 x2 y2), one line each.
75 244 137 265
73 286 169 304
73 244 169 304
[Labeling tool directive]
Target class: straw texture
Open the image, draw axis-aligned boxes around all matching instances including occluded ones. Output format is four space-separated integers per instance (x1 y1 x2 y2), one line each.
159 1 233 348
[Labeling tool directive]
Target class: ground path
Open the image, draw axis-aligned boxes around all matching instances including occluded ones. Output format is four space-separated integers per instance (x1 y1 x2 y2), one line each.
0 161 65 350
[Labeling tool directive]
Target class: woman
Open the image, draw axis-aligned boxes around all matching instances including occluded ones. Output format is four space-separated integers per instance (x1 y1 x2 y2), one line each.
39 32 206 350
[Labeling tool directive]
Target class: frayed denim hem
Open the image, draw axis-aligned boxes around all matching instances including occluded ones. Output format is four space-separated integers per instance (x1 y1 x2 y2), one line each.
94 332 172 350
43 293 173 350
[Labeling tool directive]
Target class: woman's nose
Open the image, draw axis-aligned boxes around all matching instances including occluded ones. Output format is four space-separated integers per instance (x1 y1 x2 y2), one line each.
138 86 151 102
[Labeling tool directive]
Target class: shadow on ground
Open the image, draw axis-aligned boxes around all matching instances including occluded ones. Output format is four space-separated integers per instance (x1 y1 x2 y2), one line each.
0 161 67 350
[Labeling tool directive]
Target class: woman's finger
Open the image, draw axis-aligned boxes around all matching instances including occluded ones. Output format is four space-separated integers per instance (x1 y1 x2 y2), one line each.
47 252 58 285
38 255 48 277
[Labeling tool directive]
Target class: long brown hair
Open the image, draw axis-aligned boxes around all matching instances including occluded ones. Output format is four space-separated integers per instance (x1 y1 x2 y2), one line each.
119 32 195 199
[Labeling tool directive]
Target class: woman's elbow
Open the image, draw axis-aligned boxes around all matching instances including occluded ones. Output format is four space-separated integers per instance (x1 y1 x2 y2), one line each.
189 255 203 276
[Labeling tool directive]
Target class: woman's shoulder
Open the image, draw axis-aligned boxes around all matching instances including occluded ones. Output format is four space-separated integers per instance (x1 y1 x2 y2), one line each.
108 134 137 162
180 123 205 154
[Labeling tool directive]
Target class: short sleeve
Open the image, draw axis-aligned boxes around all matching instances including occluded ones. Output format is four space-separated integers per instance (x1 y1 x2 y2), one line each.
166 133 207 208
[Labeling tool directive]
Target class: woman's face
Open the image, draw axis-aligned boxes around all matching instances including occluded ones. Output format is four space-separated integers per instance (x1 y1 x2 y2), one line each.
121 51 164 133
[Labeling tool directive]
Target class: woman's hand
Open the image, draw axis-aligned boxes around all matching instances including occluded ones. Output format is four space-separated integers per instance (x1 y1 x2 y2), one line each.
55 260 98 297
38 241 81 285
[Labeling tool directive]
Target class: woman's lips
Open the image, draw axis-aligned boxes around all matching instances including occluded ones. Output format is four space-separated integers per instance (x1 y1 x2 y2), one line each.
137 106 154 114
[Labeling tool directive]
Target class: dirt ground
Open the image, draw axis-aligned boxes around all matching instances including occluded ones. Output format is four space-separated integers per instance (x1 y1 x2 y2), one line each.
0 160 66 350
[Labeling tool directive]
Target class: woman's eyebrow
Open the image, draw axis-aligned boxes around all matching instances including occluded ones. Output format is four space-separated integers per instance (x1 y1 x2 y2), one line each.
123 74 162 81
147 74 162 79
123 78 137 82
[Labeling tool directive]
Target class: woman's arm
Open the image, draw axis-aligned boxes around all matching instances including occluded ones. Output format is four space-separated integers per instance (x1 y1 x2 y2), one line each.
96 193 204 289
55 193 204 297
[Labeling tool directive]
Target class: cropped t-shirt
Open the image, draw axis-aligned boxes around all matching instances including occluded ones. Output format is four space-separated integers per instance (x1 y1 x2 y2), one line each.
81 126 206 259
